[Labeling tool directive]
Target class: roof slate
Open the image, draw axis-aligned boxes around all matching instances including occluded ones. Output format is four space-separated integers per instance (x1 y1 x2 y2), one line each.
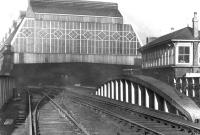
30 0 122 17
140 27 200 51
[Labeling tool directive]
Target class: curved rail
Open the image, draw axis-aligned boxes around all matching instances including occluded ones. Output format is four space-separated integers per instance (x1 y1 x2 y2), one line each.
32 94 46 135
67 91 200 135
72 96 165 135
43 93 90 135
32 91 90 135
26 89 33 135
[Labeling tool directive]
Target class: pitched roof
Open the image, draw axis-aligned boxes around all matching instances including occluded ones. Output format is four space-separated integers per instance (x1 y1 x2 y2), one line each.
139 27 200 52
30 0 122 17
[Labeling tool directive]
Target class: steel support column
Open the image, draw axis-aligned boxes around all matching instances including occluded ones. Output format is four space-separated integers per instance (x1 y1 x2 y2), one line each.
108 82 111 98
145 88 149 108
98 88 100 96
111 81 115 99
131 83 135 104
120 80 123 102
115 81 119 100
95 90 98 95
186 88 189 96
111 81 114 99
164 100 169 113
138 85 142 106
101 86 103 96
154 92 159 110
125 81 129 103
104 84 107 97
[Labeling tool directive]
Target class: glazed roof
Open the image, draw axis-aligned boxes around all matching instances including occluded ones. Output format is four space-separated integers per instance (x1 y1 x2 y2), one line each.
139 27 200 52
30 0 122 17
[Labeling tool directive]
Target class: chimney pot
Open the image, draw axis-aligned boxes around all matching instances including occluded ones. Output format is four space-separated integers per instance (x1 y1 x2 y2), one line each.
193 12 199 38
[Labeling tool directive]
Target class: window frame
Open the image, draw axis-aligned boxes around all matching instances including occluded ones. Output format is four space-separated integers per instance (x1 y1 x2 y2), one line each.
176 43 193 65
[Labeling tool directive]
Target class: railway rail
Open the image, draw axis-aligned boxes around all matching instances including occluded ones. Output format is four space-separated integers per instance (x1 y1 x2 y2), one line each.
29 89 90 135
64 89 200 135
26 86 200 135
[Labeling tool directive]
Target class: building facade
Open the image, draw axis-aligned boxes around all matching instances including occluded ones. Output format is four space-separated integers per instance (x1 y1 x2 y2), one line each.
2 0 142 65
139 13 200 83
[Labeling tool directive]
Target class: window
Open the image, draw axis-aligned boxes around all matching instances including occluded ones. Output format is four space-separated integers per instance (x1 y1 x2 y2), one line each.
178 46 190 63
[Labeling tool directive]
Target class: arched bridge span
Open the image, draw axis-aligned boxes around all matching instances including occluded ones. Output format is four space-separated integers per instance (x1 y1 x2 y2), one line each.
95 75 200 122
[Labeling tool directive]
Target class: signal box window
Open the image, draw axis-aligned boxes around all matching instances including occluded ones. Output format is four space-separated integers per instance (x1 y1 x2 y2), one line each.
178 46 190 63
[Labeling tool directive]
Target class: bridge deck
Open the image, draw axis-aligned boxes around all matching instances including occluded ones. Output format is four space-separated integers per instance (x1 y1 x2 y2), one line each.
65 85 200 129
122 75 200 121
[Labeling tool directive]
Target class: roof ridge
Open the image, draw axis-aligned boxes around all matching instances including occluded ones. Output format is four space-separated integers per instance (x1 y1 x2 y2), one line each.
30 0 118 8
160 27 192 39
139 27 198 51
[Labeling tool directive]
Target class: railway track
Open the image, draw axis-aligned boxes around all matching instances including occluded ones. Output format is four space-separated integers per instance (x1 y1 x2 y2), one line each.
27 86 200 135
64 90 200 135
31 90 90 135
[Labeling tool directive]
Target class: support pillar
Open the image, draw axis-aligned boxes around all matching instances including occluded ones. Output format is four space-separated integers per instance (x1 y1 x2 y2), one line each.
138 85 142 106
95 90 97 95
111 81 114 99
186 88 189 96
192 89 195 97
192 78 195 97
125 81 129 103
154 93 159 110
115 81 119 100
98 88 100 96
108 82 111 98
173 78 177 89
179 78 183 93
131 83 135 104
104 84 107 97
164 100 169 113
145 88 149 108
101 86 103 96
120 80 123 102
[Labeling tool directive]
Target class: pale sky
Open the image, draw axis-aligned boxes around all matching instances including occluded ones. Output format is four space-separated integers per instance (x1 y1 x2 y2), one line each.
1 0 200 44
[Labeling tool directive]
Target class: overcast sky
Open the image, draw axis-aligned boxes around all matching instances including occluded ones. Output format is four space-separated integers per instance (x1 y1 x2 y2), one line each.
1 0 200 44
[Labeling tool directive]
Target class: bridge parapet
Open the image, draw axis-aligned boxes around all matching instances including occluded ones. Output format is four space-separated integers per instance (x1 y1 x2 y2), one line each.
95 75 200 122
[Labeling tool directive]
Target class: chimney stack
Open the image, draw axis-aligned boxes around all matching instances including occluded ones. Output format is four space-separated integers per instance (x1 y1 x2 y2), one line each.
193 12 199 38
171 27 175 32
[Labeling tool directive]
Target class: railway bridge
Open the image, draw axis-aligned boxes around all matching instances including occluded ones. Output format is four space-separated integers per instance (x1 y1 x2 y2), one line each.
96 75 200 122
0 0 200 123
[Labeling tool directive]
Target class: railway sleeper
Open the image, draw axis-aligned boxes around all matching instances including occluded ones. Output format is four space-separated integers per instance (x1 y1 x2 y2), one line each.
71 95 200 135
